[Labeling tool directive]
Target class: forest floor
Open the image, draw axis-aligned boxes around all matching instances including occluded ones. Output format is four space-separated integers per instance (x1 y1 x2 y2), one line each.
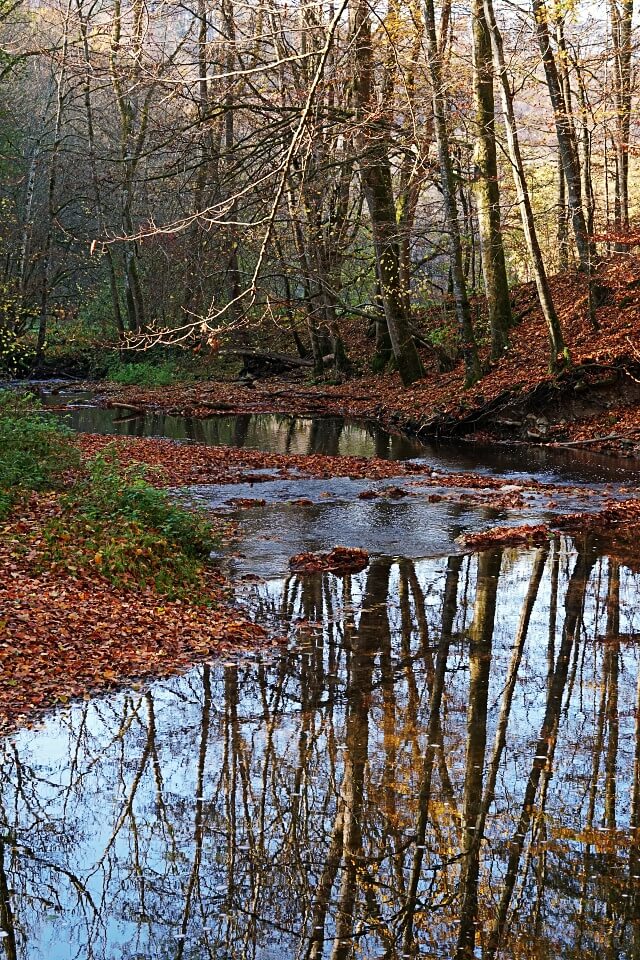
0 492 273 732
87 255 640 459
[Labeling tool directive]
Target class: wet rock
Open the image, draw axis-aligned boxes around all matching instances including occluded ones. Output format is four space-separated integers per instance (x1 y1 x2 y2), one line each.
525 413 550 438
289 547 370 575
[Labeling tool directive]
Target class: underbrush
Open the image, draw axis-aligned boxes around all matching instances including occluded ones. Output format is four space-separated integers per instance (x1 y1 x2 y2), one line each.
104 350 242 386
106 358 178 387
1 391 221 599
41 452 220 600
0 391 76 518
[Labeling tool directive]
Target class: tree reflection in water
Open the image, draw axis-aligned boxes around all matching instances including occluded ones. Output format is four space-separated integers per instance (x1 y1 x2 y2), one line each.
2 536 640 959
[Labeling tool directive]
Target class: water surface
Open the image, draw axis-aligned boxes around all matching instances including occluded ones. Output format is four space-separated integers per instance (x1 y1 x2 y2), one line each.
39 384 640 484
3 539 640 958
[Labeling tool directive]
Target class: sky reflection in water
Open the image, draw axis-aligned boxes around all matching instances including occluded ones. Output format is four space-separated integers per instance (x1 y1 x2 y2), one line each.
3 538 640 958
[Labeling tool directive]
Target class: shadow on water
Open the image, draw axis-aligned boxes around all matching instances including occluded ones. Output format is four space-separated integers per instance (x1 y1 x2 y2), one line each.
40 389 640 483
3 536 640 958
51 405 427 461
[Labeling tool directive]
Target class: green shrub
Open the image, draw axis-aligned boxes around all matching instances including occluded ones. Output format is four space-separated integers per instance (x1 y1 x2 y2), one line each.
0 391 76 518
106 359 177 387
0 326 36 377
43 451 220 599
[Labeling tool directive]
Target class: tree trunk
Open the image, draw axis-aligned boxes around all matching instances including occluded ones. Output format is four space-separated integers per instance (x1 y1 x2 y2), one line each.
471 0 512 359
352 0 424 386
424 0 481 386
77 0 124 337
531 0 596 272
37 0 73 365
484 0 567 369
610 0 633 249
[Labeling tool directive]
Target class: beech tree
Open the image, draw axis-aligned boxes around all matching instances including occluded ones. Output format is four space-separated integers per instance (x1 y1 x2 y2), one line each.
0 0 636 380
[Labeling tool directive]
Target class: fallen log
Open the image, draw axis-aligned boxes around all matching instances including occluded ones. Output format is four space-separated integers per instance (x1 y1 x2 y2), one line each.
549 433 628 447
221 349 315 369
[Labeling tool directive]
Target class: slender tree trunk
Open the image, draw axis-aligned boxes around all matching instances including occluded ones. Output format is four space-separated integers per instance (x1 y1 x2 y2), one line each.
109 0 148 333
223 0 241 314
484 0 567 369
36 0 73 365
610 0 633 249
424 0 481 385
18 143 39 300
531 0 596 272
557 157 569 271
574 56 596 239
471 0 512 359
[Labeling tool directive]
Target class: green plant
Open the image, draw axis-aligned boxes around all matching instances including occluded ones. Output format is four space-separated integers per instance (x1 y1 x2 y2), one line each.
0 391 76 518
106 358 178 387
43 450 220 599
0 325 36 377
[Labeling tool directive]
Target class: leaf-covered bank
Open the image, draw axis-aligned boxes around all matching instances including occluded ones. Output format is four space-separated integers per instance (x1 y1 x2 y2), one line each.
84 257 640 460
0 396 269 733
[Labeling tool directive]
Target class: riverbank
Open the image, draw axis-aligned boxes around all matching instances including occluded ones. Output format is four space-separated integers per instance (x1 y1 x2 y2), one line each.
1 501 267 731
62 256 640 459
0 396 271 733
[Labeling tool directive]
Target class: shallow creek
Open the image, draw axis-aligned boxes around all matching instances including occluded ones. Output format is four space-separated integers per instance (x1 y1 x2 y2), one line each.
3 389 640 958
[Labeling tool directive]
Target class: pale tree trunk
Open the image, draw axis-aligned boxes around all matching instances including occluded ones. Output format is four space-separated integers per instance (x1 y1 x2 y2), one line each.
555 18 572 269
609 0 633 249
77 0 124 337
352 0 423 386
531 0 596 272
573 55 596 239
17 143 38 301
484 0 567 369
424 0 481 386
37 0 73 364
557 157 569 271
471 0 512 360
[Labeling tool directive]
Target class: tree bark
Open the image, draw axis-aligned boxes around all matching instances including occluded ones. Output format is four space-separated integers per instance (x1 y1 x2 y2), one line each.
531 0 596 272
471 0 512 359
609 0 633 249
424 0 481 385
484 0 567 368
352 0 424 386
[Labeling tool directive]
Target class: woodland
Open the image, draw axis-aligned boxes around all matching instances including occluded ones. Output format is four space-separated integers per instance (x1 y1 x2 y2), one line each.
0 0 636 387
2 0 640 958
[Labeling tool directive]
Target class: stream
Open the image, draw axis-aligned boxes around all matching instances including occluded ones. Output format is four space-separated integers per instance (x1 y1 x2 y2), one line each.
3 388 640 958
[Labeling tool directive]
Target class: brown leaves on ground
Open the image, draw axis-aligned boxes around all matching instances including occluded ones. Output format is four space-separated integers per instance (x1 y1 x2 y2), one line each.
88 255 640 457
461 524 551 550
0 499 271 735
289 547 370 575
459 498 640 552
75 433 548 491
76 433 421 485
